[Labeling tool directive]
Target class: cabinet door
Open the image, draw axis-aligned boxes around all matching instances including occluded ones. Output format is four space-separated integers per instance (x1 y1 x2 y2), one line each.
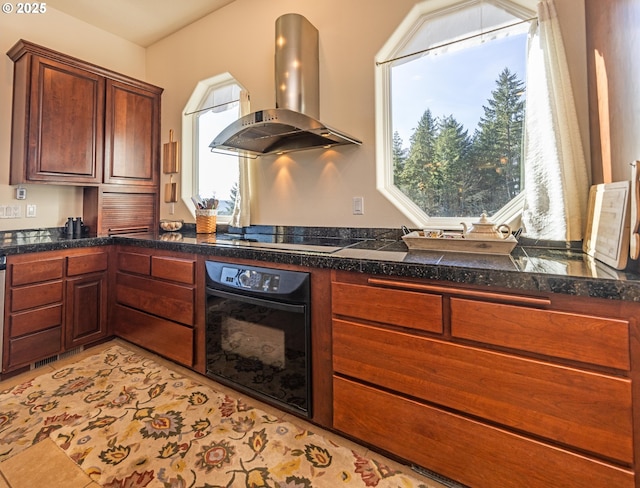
65 272 108 348
26 56 104 184
103 79 160 186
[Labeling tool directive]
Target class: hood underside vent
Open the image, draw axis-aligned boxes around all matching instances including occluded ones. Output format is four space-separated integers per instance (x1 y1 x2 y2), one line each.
209 13 361 157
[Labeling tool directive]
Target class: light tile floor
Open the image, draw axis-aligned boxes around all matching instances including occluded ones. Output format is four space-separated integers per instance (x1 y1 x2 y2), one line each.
0 339 453 488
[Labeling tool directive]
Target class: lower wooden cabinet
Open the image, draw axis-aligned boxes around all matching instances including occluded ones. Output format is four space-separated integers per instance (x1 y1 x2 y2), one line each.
331 270 640 488
112 246 197 367
3 247 109 373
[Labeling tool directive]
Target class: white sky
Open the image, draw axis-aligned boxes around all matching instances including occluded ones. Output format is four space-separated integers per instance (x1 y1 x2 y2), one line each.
198 107 239 207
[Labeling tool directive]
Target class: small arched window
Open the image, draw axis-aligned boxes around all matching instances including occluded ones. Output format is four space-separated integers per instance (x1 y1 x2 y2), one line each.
182 73 248 222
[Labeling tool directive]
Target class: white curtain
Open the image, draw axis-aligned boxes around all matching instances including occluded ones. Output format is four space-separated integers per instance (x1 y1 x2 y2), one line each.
229 90 252 228
521 0 590 241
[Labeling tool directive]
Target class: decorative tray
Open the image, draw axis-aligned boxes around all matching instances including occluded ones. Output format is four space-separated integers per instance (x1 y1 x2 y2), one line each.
401 231 518 255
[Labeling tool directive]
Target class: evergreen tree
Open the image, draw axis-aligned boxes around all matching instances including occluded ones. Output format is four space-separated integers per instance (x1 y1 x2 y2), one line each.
395 68 524 218
431 115 475 216
392 131 407 186
399 110 438 210
473 68 525 211
225 182 238 214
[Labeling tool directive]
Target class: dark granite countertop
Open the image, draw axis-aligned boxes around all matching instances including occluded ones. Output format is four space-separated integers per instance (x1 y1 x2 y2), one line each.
2 226 640 302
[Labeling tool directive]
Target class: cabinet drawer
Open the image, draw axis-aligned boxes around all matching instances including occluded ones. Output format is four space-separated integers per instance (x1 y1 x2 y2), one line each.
10 281 63 312
8 327 63 368
9 304 63 337
113 304 193 367
151 255 195 284
333 377 635 488
115 272 194 325
333 319 633 464
332 282 443 333
117 251 151 276
67 251 109 276
10 257 64 286
450 297 630 370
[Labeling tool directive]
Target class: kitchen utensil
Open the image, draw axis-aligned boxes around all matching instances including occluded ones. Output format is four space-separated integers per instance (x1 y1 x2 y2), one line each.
630 161 640 259
163 130 179 204
164 175 178 203
163 129 180 174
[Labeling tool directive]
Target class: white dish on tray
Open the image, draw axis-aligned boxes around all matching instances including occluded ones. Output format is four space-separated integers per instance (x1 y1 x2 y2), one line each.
401 231 518 255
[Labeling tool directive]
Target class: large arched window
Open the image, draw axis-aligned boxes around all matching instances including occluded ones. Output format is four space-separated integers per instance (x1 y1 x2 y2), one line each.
376 0 535 229
182 73 249 224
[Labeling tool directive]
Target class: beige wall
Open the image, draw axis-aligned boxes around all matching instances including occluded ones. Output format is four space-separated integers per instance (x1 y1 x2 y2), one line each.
150 0 589 228
0 0 591 230
0 7 146 231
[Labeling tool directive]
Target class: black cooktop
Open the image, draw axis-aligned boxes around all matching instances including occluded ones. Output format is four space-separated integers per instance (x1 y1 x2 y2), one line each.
208 232 368 253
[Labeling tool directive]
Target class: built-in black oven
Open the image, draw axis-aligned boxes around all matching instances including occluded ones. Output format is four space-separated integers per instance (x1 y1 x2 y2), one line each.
205 261 311 417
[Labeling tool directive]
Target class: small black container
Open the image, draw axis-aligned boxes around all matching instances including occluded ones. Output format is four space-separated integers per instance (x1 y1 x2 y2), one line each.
65 217 74 238
73 217 83 238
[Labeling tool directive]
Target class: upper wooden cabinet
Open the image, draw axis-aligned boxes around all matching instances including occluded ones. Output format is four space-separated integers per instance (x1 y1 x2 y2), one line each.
7 40 162 187
104 79 160 186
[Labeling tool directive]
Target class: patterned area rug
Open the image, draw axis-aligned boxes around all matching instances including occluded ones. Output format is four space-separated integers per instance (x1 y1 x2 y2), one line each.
0 345 434 487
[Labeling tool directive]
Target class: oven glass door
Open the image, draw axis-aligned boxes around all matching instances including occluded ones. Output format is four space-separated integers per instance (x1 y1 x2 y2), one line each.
206 289 310 416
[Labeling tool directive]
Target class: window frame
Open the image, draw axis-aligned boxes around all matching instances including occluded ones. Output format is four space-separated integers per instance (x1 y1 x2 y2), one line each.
181 72 247 223
375 0 534 229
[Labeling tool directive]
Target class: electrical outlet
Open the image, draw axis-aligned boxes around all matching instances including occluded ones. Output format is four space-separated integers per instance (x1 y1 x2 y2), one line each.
352 196 364 215
26 204 36 217
0 205 21 218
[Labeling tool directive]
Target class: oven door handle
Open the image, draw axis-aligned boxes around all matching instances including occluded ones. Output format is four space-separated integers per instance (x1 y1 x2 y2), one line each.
206 287 307 314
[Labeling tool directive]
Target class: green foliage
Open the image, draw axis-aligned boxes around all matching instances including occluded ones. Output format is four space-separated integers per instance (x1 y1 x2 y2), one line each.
395 68 524 218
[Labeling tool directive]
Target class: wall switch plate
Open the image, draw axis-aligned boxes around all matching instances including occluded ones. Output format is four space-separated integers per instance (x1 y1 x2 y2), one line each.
352 196 364 215
0 205 21 218
26 204 36 217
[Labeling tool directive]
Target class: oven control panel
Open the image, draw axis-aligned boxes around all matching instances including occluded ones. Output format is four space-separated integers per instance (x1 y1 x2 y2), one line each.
220 266 281 292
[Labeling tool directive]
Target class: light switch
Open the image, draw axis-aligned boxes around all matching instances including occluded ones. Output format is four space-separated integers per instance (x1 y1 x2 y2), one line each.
353 196 364 215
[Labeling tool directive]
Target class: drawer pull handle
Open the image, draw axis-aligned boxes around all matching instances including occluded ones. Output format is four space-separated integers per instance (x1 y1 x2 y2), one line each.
367 278 551 306
108 227 150 235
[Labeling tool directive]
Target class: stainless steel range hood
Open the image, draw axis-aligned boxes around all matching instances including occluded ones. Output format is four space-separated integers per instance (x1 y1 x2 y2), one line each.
209 13 361 157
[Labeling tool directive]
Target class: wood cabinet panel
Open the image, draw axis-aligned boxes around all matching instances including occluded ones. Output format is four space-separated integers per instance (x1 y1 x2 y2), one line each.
7 46 104 185
332 281 443 333
3 248 110 373
9 304 63 337
10 257 63 286
10 281 63 312
7 40 162 235
451 297 631 370
66 251 109 276
151 256 195 284
96 189 157 235
103 79 159 186
29 57 104 183
65 273 108 348
115 272 194 326
334 318 634 464
116 250 151 276
333 376 635 488
113 304 193 367
8 328 63 368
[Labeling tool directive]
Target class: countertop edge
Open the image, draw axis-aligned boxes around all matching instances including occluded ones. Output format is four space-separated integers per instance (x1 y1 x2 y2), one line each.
2 233 640 302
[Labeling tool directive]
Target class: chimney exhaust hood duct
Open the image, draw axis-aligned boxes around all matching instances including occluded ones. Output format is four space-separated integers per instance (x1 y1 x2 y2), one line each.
209 13 361 157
